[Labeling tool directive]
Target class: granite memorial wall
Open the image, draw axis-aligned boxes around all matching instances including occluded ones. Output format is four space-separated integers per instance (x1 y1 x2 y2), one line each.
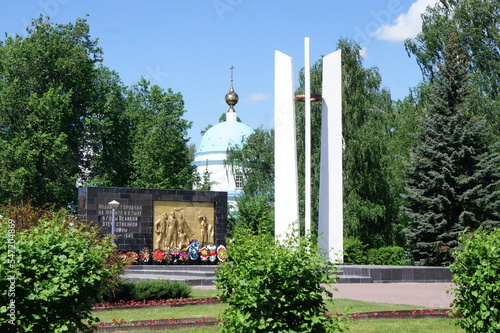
78 187 228 251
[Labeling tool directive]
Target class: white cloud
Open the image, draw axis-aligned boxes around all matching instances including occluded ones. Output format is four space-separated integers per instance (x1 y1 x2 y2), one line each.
246 93 271 102
359 47 369 59
371 0 439 42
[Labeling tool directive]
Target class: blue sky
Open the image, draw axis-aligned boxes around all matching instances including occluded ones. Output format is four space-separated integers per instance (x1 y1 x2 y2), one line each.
1 0 437 147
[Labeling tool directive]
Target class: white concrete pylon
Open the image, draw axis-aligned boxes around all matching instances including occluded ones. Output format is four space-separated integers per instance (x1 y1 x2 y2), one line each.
274 50 299 240
304 37 312 235
318 50 343 263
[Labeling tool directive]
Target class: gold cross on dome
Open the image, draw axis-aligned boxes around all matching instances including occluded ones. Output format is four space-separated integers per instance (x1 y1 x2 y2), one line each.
230 66 235 81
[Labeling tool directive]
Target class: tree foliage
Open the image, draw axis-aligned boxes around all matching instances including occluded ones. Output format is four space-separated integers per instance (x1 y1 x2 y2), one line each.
403 33 500 266
0 205 123 332
225 127 274 199
387 83 432 244
294 38 401 247
0 17 100 207
215 231 345 332
338 39 402 248
451 228 500 333
0 17 197 207
405 0 500 135
194 161 218 191
225 128 274 235
126 78 196 190
228 194 274 235
82 66 132 187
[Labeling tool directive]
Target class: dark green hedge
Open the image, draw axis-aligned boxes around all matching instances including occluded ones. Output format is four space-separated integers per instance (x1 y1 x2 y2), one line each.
367 246 405 265
104 280 192 302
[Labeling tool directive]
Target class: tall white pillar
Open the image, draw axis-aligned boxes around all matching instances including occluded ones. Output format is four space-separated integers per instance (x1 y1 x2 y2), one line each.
318 50 343 262
274 50 299 239
304 37 312 235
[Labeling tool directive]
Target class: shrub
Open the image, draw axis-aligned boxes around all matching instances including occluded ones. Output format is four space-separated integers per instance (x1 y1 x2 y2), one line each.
343 237 367 264
367 246 405 265
215 229 346 332
0 209 123 332
105 280 192 302
450 228 500 332
0 200 56 231
229 194 274 235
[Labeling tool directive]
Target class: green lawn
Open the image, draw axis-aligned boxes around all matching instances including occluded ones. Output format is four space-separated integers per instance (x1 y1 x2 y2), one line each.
93 302 225 323
92 288 462 332
93 299 434 323
116 318 464 333
93 297 432 323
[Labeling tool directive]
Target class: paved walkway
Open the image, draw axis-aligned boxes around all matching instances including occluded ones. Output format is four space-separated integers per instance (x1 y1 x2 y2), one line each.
194 283 455 309
332 283 455 308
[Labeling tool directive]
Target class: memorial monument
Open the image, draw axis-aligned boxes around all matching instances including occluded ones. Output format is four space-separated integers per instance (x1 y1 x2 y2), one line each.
274 38 343 262
78 187 227 252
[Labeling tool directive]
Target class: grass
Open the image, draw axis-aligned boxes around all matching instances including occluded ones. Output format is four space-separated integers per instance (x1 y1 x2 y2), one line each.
114 319 464 333
93 296 432 323
93 302 225 323
345 318 463 332
93 288 462 332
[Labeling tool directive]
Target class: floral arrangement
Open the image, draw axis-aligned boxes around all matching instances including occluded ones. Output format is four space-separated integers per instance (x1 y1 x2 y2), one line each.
152 249 166 263
139 247 151 264
207 243 217 263
179 252 189 262
163 253 173 264
170 249 180 259
128 251 139 261
187 240 200 261
217 245 228 262
126 244 229 265
200 247 209 262
170 248 180 264
120 251 139 264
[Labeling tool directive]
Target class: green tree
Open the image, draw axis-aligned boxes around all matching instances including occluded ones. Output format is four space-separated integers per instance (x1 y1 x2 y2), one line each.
229 194 274 235
405 0 500 135
194 161 218 191
0 206 123 332
451 228 500 332
225 127 274 235
225 127 274 198
295 38 400 247
386 83 431 245
403 33 500 266
126 78 196 189
339 39 400 248
0 16 100 207
215 231 345 332
82 66 132 187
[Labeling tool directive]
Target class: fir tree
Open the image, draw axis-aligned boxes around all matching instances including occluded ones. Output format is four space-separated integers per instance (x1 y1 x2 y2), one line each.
403 32 500 266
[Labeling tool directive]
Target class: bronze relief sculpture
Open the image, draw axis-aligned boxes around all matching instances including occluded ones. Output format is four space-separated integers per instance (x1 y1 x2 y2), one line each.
153 201 215 252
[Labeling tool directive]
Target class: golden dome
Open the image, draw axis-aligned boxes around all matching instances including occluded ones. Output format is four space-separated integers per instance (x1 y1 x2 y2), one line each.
225 66 238 112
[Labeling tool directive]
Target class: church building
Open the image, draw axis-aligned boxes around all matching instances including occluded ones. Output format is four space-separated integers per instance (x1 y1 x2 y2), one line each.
192 74 254 206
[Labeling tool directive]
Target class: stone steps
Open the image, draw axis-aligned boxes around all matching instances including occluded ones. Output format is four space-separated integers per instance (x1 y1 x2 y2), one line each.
121 265 217 286
337 275 373 284
120 265 452 286
121 265 371 286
